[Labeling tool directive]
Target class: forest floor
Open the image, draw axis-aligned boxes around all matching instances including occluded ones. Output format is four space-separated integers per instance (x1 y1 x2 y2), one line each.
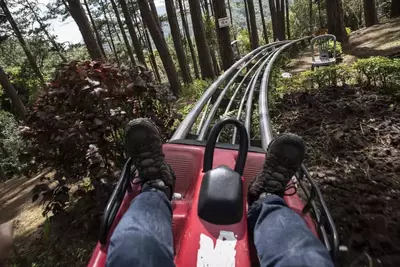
347 17 400 58
273 86 400 266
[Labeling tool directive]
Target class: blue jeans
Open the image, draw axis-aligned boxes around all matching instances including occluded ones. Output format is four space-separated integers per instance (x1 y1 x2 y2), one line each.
106 190 333 267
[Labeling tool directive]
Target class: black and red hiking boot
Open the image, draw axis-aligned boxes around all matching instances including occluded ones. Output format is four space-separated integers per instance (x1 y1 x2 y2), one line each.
247 133 306 206
125 118 175 199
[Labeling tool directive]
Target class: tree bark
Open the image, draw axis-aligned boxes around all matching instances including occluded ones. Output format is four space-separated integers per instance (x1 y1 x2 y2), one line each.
64 0 104 60
0 67 26 119
269 0 278 40
119 0 147 66
110 0 136 65
258 0 269 44
0 0 45 84
165 0 192 83
277 0 285 40
177 0 200 79
144 26 161 82
244 0 252 42
309 0 313 33
138 0 181 96
325 0 348 43
0 164 6 181
25 0 67 62
83 0 106 57
212 0 234 70
101 0 120 65
285 0 290 39
246 0 259 49
188 0 215 79
149 0 162 33
227 0 236 39
363 0 378 27
391 0 400 18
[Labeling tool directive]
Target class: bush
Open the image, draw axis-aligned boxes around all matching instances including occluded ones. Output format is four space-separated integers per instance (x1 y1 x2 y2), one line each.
353 57 400 90
0 110 25 177
329 41 343 56
23 61 178 216
275 57 400 95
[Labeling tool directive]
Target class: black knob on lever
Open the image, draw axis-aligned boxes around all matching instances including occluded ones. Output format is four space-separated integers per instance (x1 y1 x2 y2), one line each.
203 118 249 176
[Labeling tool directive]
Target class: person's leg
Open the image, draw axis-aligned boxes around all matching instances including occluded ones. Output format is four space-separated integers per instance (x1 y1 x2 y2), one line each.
106 189 174 267
248 195 333 267
247 134 333 267
106 118 176 267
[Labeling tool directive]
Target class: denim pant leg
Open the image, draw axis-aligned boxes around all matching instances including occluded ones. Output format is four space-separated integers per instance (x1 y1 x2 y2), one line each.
106 190 174 267
248 195 334 267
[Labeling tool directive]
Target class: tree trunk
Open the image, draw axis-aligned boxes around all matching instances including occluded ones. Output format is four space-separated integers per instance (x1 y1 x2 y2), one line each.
101 1 120 65
269 0 278 40
149 0 162 33
0 0 45 84
144 26 162 82
325 0 348 43
64 0 104 60
285 0 290 39
212 0 234 70
258 0 268 44
318 0 323 28
25 0 67 62
177 0 200 79
0 164 6 181
119 0 147 66
363 0 378 27
244 0 252 42
0 67 26 119
110 0 137 65
227 0 236 40
83 0 106 57
391 0 400 18
138 0 181 96
246 0 259 49
165 0 192 83
188 0 215 79
278 0 286 40
309 0 313 33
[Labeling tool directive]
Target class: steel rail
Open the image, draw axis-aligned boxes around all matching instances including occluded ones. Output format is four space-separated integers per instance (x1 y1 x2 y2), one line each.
197 42 288 141
257 37 339 263
171 41 289 141
223 52 271 116
195 47 270 138
231 52 275 144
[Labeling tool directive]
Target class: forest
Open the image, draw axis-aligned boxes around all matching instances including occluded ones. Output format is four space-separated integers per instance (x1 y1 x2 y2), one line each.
1 0 400 266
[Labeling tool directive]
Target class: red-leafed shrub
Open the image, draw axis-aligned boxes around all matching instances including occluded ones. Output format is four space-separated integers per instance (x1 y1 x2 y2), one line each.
23 61 177 216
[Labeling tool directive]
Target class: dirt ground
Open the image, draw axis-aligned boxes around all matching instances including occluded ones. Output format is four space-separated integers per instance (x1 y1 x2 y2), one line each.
347 18 400 58
274 86 400 266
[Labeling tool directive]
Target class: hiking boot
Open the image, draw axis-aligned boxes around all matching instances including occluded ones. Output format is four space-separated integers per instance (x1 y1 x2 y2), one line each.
247 133 306 206
125 118 175 199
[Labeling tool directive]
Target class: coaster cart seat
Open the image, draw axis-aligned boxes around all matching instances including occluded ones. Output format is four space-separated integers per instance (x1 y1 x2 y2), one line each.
88 119 339 267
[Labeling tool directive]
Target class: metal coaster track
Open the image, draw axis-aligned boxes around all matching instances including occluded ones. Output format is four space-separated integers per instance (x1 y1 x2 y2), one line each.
171 37 339 263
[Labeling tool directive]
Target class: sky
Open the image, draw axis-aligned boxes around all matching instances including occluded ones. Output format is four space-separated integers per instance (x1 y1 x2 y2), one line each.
37 0 166 44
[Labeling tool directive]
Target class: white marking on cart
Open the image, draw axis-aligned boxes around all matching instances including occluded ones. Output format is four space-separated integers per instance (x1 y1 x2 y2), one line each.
197 230 237 267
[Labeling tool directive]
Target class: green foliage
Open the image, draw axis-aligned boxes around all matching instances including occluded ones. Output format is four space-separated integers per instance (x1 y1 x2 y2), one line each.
328 41 343 56
176 79 212 131
346 27 352 35
237 29 251 54
275 57 400 96
354 57 400 90
180 79 212 99
0 110 25 177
